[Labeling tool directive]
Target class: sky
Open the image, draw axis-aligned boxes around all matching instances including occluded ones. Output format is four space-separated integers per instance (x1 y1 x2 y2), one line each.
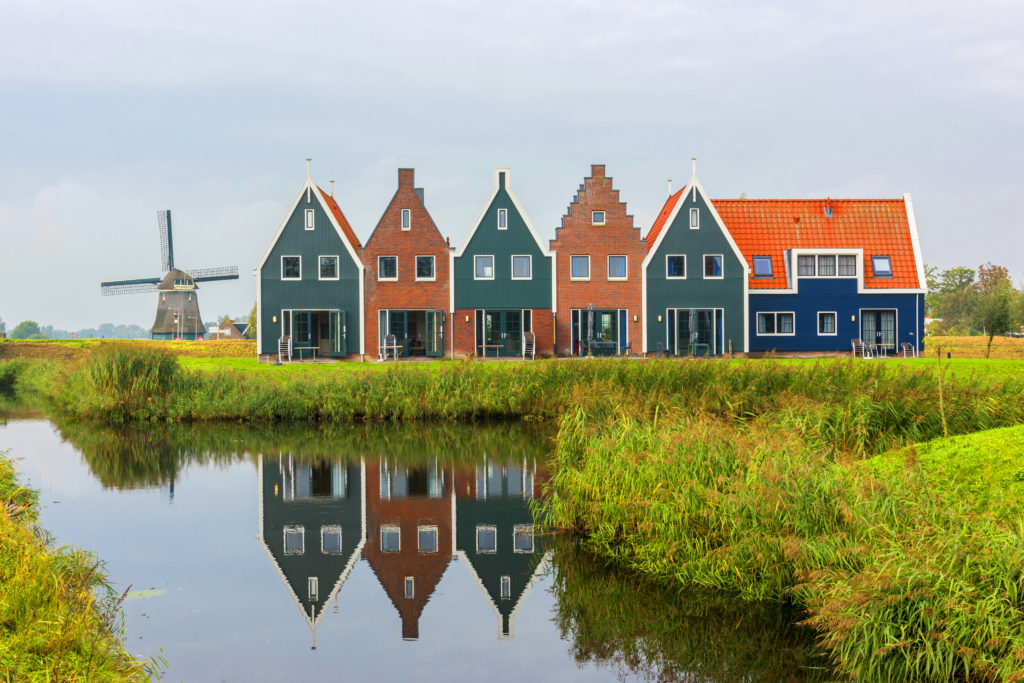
1 0 1022 331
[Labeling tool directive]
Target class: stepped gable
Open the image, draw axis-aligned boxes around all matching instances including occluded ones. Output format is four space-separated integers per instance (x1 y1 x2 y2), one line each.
714 198 919 290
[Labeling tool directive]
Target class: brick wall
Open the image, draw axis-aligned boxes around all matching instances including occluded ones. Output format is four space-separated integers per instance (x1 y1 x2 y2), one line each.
451 307 554 358
549 165 647 355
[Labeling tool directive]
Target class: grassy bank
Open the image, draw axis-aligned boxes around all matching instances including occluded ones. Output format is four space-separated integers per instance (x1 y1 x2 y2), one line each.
0 455 155 681
539 409 1024 681
0 338 254 361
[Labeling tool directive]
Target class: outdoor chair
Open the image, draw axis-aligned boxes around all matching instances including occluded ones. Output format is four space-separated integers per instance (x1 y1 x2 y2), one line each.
901 342 918 358
382 334 400 361
620 341 633 357
523 331 536 360
278 335 292 364
850 338 872 359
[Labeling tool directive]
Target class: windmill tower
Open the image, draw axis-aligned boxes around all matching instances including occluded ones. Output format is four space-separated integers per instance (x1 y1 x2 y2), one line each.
100 211 239 340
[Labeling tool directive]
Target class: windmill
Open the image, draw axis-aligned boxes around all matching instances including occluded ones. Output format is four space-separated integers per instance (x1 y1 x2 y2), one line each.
100 210 239 340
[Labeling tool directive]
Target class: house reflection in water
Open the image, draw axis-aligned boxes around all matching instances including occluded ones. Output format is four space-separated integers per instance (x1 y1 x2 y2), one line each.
258 456 365 648
455 457 551 639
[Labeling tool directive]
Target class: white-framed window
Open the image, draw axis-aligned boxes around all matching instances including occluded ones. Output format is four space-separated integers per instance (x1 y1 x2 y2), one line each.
321 526 343 554
513 524 534 553
381 525 400 552
607 255 627 280
872 255 893 277
305 209 315 231
666 254 686 279
511 254 532 280
497 208 508 230
817 255 836 276
476 525 497 554
418 526 438 553
797 255 816 276
570 255 590 280
319 255 339 281
818 311 837 336
703 254 723 279
283 525 305 555
378 255 398 281
689 207 699 229
474 255 495 280
756 312 795 336
415 255 435 281
281 256 301 281
798 253 859 278
592 210 606 226
401 209 411 231
838 255 857 276
308 577 319 602
404 577 414 599
500 575 511 600
752 256 773 277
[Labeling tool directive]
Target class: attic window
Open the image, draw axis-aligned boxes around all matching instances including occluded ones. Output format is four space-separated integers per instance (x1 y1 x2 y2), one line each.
308 577 319 602
872 255 893 277
401 209 411 230
498 208 507 230
305 209 315 231
500 576 511 599
752 256 773 277
690 208 699 229
592 211 606 226
404 577 414 599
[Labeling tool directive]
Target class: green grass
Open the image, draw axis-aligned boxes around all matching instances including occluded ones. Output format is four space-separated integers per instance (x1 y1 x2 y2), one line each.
0 455 157 681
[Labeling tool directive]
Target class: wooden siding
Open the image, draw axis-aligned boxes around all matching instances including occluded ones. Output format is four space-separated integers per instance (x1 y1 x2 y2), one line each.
645 191 745 353
259 191 361 355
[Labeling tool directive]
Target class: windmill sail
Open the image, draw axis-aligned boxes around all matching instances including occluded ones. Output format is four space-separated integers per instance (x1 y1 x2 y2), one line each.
158 210 174 272
182 266 240 282
100 277 162 296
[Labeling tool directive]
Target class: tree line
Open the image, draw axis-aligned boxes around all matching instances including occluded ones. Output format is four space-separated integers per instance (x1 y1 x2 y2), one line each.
926 262 1024 354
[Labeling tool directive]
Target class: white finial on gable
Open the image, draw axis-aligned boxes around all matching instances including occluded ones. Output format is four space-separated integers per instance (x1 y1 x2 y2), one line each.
667 179 672 196
691 157 697 200
306 158 312 202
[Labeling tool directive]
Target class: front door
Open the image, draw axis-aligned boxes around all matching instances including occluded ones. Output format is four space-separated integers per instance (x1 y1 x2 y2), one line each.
482 310 522 357
425 311 444 357
672 308 717 356
861 310 896 353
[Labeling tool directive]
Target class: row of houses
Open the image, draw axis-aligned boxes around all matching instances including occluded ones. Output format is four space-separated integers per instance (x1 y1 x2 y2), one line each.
256 162 926 359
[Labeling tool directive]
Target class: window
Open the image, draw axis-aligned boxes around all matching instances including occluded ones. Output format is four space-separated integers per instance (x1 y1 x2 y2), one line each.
308 577 319 602
607 255 627 280
497 208 507 230
571 255 590 280
476 525 497 553
319 255 339 281
284 526 304 555
818 312 837 336
474 255 494 280
704 254 723 279
797 255 816 276
838 255 857 276
817 255 836 276
666 255 686 279
752 256 773 277
690 207 699 229
381 526 400 552
401 209 411 230
592 210 606 225
418 526 438 553
756 312 795 336
281 256 301 281
500 576 511 600
305 209 315 231
378 256 398 281
321 526 342 554
415 255 435 281
404 577 414 599
511 255 532 280
513 524 534 553
872 255 893 277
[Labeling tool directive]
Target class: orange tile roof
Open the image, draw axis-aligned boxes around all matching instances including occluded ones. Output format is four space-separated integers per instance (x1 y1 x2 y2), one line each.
319 186 362 249
645 187 685 245
712 198 920 290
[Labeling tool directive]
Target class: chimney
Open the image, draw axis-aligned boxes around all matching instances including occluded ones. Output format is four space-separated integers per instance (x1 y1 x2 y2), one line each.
591 164 605 178
398 168 415 187
402 614 419 641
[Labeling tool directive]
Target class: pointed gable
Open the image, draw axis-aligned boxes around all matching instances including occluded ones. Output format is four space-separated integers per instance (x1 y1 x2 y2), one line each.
645 187 686 246
318 187 362 250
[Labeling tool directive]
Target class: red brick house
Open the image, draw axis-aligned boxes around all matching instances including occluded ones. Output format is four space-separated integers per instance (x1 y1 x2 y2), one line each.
363 459 453 640
361 169 451 359
550 165 646 356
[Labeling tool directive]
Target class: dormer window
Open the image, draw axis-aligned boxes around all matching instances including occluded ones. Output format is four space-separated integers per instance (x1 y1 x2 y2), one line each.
404 577 414 599
401 209 411 230
498 208 507 230
305 209 315 231
690 208 699 229
872 255 893 277
752 256 773 277
592 211 606 226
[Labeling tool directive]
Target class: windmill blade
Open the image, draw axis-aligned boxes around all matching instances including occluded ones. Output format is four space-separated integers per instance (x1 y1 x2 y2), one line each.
100 277 161 296
184 266 239 282
158 210 174 272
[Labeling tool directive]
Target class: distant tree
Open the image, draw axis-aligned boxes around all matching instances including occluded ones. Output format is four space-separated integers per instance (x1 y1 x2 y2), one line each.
0 317 5 334
248 303 257 339
973 263 1016 358
11 320 42 339
939 266 975 293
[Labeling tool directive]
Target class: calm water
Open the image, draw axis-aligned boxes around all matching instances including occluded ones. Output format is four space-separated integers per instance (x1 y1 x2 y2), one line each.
0 410 832 682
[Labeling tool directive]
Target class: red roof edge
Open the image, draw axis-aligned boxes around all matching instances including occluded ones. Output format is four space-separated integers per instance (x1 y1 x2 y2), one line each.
318 186 362 249
645 187 685 244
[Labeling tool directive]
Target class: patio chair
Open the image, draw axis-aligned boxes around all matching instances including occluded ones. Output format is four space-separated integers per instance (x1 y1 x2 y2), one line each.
523 331 536 361
850 338 872 359
278 335 292 364
901 342 918 358
383 334 400 361
619 341 633 357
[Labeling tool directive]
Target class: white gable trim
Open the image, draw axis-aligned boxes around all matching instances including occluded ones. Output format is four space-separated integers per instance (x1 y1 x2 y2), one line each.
256 181 308 273
904 193 926 291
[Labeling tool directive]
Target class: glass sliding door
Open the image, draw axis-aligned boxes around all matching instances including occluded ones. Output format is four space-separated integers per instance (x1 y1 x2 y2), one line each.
670 308 720 356
425 310 443 357
861 309 897 354
330 310 344 356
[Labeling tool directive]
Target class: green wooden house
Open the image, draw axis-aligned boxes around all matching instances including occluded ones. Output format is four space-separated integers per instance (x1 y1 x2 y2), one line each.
256 165 364 359
452 168 554 357
643 163 749 355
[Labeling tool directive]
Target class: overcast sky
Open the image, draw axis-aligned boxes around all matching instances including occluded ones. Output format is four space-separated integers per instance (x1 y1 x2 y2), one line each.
1 0 1021 331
